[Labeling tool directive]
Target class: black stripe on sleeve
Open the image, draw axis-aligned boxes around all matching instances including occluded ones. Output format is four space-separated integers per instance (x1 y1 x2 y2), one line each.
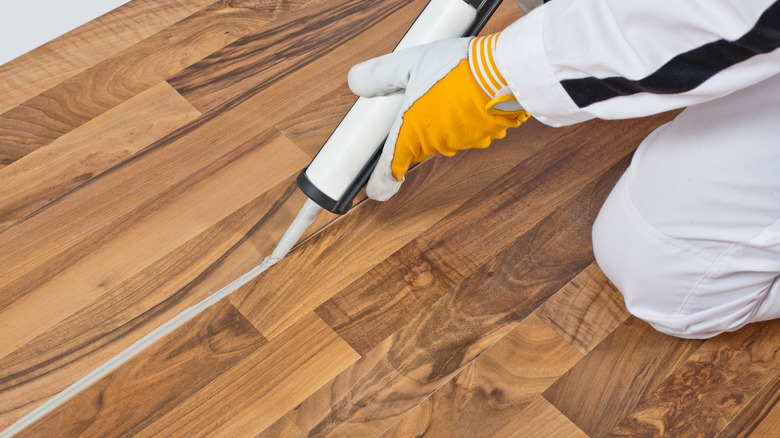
560 0 780 108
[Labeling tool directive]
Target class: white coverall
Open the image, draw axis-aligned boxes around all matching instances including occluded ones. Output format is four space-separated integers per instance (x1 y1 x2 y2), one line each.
496 0 780 338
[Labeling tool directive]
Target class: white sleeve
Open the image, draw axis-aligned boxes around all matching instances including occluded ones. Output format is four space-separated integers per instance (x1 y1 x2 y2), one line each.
495 0 780 127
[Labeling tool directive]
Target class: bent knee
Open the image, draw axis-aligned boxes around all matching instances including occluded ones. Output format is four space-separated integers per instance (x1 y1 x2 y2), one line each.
591 177 773 339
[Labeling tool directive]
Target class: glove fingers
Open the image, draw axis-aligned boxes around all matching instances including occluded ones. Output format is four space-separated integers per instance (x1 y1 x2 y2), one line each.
366 116 405 201
348 48 419 98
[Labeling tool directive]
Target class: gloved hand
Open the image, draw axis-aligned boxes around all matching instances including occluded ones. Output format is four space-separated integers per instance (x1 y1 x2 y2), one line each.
348 33 530 201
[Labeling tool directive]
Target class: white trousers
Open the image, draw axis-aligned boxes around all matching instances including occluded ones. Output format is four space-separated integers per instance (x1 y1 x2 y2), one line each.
592 74 780 339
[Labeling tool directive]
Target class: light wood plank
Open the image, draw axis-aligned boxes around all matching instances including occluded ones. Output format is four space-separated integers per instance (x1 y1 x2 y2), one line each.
0 131 307 357
0 81 200 229
536 262 631 354
543 317 704 437
0 0 216 115
17 301 266 437
275 84 356 158
493 396 589 438
256 416 307 438
136 312 360 437
382 315 583 438
0 176 311 430
608 319 780 437
0 133 309 427
0 0 313 165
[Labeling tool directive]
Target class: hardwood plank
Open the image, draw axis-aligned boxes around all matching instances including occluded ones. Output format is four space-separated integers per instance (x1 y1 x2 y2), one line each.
0 131 308 362
285 156 630 436
135 312 360 437
314 114 673 356
275 84 356 158
608 319 780 437
168 0 428 112
536 262 631 354
17 301 266 437
230 117 560 340
493 396 589 438
543 317 704 437
257 416 307 438
719 370 780 438
0 0 216 115
2 0 489 423
0 0 311 164
0 176 311 429
0 81 200 230
382 315 583 438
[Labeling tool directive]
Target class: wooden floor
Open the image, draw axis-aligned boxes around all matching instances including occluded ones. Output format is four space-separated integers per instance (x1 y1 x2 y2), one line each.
2 0 779 436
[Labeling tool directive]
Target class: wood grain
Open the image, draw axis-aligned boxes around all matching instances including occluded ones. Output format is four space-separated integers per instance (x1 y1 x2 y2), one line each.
0 0 311 164
0 0 216 115
608 319 780 437
285 154 631 436
230 118 553 340
0 131 309 428
0 130 307 356
17 301 266 437
4 0 770 435
257 416 307 438
717 370 780 437
536 262 631 354
273 0 524 159
543 317 704 437
0 175 312 429
275 84 357 157
493 396 589 438
169 0 427 112
135 312 360 437
0 81 200 229
315 114 673 356
382 315 583 438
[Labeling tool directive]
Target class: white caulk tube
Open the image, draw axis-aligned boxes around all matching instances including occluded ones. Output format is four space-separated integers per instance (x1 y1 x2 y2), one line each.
297 0 481 214
270 0 502 262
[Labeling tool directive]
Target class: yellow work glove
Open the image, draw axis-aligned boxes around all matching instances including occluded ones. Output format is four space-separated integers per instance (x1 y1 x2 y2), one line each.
348 34 530 201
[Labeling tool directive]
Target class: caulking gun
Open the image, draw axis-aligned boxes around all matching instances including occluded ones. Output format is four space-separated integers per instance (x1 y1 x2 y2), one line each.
264 0 505 267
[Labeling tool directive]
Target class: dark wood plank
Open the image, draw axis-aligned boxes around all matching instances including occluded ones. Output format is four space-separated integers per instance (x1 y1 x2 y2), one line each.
536 262 631 354
0 0 310 166
718 370 780 437
314 114 673 356
608 319 780 437
543 317 704 438
285 153 631 436
168 0 428 113
18 301 266 437
382 314 583 438
135 312 359 436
